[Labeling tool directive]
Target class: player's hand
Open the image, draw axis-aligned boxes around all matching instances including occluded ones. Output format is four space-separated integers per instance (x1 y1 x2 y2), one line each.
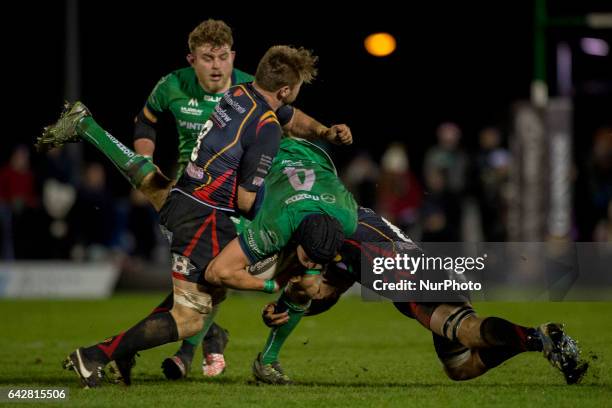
262 302 289 327
325 124 352 145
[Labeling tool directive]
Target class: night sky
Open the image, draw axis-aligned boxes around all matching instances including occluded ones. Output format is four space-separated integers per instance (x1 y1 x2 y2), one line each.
4 1 612 181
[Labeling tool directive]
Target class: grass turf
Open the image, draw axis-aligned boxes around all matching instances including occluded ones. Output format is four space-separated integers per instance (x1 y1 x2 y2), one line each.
0 293 610 407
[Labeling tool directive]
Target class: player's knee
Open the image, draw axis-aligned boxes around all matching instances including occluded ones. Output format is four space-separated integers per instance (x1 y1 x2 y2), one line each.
170 305 202 337
440 349 478 381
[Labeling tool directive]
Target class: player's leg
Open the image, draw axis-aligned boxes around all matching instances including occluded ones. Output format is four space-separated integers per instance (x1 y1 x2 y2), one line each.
253 264 354 385
37 102 172 210
252 275 313 385
133 290 230 379
393 302 518 380
63 275 219 388
201 322 230 377
394 302 588 384
158 195 236 379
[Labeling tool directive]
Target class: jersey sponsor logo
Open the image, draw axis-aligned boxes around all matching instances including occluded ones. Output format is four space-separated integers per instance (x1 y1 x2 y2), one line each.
204 95 222 103
246 229 263 256
213 106 232 124
222 93 246 114
321 193 336 203
185 162 204 180
180 106 204 116
188 98 199 107
178 120 207 131
285 193 321 205
104 132 134 158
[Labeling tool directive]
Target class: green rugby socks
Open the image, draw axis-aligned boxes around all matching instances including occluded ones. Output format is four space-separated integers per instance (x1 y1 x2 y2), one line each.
77 116 156 188
261 292 307 364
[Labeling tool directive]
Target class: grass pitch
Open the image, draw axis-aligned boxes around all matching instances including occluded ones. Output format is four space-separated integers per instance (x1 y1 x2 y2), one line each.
0 293 610 407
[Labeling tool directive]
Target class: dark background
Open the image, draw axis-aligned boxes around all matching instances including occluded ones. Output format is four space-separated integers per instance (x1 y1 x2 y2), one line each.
2 0 611 188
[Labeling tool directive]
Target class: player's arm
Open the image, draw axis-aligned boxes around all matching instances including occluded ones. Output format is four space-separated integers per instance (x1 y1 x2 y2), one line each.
279 106 352 145
204 238 279 293
134 106 159 157
236 115 282 215
134 75 171 157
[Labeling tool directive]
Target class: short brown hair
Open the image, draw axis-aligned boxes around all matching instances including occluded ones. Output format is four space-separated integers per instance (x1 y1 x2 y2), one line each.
255 46 318 91
188 19 233 53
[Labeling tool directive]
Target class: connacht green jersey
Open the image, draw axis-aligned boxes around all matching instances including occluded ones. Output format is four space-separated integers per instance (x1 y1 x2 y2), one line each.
238 138 358 263
145 67 253 175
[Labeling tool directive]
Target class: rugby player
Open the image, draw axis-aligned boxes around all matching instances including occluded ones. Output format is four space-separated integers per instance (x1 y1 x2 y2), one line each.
255 207 589 385
134 19 250 378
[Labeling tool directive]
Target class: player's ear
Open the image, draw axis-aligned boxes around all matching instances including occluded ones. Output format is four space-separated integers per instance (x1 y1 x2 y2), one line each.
278 85 291 100
186 53 195 65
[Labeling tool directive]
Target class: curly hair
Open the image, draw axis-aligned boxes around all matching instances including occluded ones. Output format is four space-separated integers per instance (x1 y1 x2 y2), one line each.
188 19 233 52
255 46 318 91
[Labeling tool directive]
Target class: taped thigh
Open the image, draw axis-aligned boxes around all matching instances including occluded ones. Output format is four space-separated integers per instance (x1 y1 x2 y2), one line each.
174 286 213 315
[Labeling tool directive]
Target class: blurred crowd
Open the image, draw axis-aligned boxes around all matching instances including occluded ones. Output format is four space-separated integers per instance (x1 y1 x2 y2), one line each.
1 123 611 261
0 146 162 262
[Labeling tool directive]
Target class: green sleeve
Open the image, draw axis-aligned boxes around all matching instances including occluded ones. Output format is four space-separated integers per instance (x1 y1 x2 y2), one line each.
238 210 292 263
146 74 174 113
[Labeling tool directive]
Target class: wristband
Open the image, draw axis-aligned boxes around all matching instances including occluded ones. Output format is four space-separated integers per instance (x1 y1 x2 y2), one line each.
263 279 276 294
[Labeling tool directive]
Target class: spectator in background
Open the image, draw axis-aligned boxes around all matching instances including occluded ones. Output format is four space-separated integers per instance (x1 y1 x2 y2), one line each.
0 145 39 259
376 143 422 234
341 152 379 210
421 168 460 241
423 122 468 240
424 122 468 195
475 127 511 241
69 162 117 260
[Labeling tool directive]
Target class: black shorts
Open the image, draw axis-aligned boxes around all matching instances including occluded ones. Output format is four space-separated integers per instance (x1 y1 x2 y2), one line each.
159 192 236 284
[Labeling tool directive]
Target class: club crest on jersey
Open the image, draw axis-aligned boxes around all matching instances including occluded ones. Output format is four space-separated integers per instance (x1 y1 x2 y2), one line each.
233 88 244 97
